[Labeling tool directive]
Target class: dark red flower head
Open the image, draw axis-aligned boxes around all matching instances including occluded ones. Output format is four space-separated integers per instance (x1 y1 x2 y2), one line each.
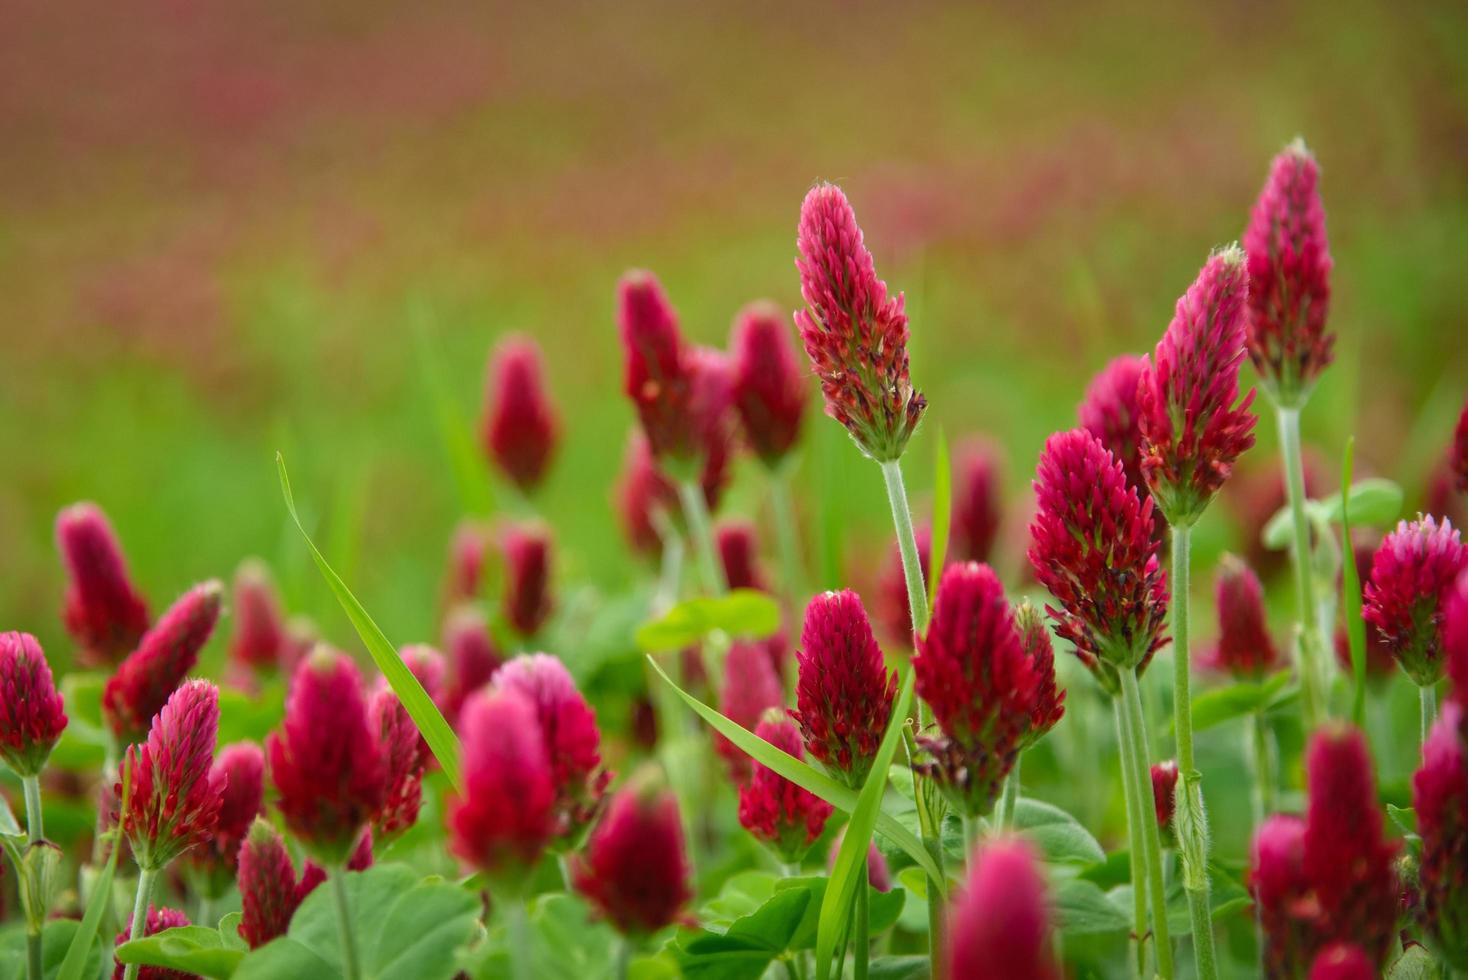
1243 140 1334 405
1028 429 1168 692
951 439 1003 564
440 607 503 726
1078 354 1148 497
267 649 387 864
793 590 897 787
1454 396 1468 495
1308 944 1374 980
716 520 766 593
946 837 1058 980
447 685 556 876
103 580 224 744
1014 602 1066 745
493 653 607 836
500 522 554 638
914 563 1046 817
730 300 807 466
738 710 833 863
370 688 425 837
1448 572 1468 704
795 182 925 462
395 644 447 704
1151 760 1178 830
121 679 224 871
878 523 932 646
113 905 190 980
229 560 287 674
482 335 559 492
0 632 68 776
715 639 786 784
614 430 730 558
1250 813 1312 979
1412 701 1468 968
441 520 489 609
1364 516 1468 687
237 819 305 949
1202 554 1283 678
189 740 264 890
573 767 692 936
1137 246 1258 525
56 501 150 666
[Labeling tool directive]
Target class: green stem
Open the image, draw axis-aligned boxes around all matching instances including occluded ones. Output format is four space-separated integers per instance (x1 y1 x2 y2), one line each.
1114 695 1150 979
769 463 804 602
1277 404 1326 728
1000 755 1021 832
505 897 532 980
22 775 43 844
677 479 727 596
121 867 158 980
854 882 870 980
960 813 977 864
330 867 361 980
1421 685 1438 746
651 510 685 614
1121 667 1174 980
1245 712 1275 829
616 936 632 980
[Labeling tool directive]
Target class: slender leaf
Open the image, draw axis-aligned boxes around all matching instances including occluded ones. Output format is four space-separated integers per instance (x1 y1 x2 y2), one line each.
645 656 942 890
410 304 495 517
277 453 462 791
1340 439 1369 726
635 591 782 653
56 766 129 980
1317 477 1403 527
1189 671 1293 732
816 665 917 980
927 431 951 614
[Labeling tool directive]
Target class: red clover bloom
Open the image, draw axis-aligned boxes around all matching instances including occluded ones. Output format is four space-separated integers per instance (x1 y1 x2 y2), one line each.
103 581 224 744
1413 701 1468 968
946 837 1058 980
440 607 503 727
951 439 1003 563
237 819 305 949
370 688 426 837
1078 354 1148 496
737 710 833 864
1363 516 1468 686
0 632 68 777
1151 760 1178 830
482 335 559 493
501 522 554 638
716 520 766 593
113 906 190 980
1453 396 1468 495
729 300 807 467
56 502 150 666
189 741 264 893
715 639 786 784
228 560 287 674
441 520 489 609
121 680 224 871
1202 554 1283 678
1308 945 1374 980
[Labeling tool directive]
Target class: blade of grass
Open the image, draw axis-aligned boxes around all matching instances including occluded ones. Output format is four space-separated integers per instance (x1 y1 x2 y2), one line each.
410 302 495 517
1340 438 1368 726
645 656 942 890
278 452 463 791
816 665 917 980
57 763 129 980
926 431 950 616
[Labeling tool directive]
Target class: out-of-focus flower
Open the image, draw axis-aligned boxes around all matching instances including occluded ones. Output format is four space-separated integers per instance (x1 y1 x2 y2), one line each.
573 768 692 936
877 524 932 646
1364 516 1468 686
1308 944 1374 980
729 301 807 467
716 520 766 592
794 590 897 787
1137 246 1258 525
103 581 223 744
1251 814 1312 979
396 644 447 704
946 837 1058 980
1448 572 1468 703
56 502 150 666
1226 452 1327 578
1243 140 1334 406
493 654 607 836
441 521 490 610
237 820 302 949
370 689 425 837
1428 457 1468 536
482 335 559 492
501 523 553 638
189 741 264 895
267 649 386 865
1413 701 1468 969
914 563 1045 817
1454 397 1468 495
1151 760 1178 830
1201 555 1283 678
951 439 1003 563
1078 354 1148 496
715 640 785 784
794 182 925 462
113 906 190 980
1028 429 1168 693
446 686 556 876
440 607 503 726
737 711 833 863
0 632 68 776
229 560 287 674
618 270 697 464
121 680 224 871
826 831 892 892
613 430 729 558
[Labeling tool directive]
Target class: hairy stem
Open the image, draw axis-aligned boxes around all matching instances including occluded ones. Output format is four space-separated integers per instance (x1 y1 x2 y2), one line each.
1277 405 1327 727
121 867 158 980
677 479 728 596
22 776 43 844
1121 667 1174 980
330 867 361 980
1114 695 1150 979
505 897 532 980
1421 685 1438 747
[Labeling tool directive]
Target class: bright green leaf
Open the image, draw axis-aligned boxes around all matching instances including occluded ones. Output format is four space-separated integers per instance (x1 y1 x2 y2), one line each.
635 590 781 652
116 925 244 979
1318 477 1403 528
1387 804 1418 837
218 913 247 952
1055 879 1131 937
1189 671 1292 732
0 918 104 980
869 956 929 980
1386 943 1437 979
1012 798 1106 866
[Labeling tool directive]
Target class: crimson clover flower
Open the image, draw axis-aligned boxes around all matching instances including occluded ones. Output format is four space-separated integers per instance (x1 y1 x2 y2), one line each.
482 335 559 492
237 820 302 949
1151 760 1178 831
103 581 223 744
951 439 1003 564
730 300 807 467
614 429 730 558
228 560 288 676
440 607 502 727
715 640 785 784
370 688 426 837
1308 944 1374 980
441 520 489 609
1078 354 1149 497
1201 554 1283 678
716 520 766 593
56 502 150 666
946 837 1059 980
1363 516 1468 687
737 710 833 864
0 632 68 777
188 740 264 895
1413 701 1468 968
500 522 554 639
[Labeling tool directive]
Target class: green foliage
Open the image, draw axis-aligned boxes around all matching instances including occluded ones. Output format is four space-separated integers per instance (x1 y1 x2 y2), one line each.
1011 798 1106 867
1189 671 1294 732
635 590 782 653
1261 477 1403 550
1340 438 1370 725
115 924 246 978
926 430 951 612
0 920 104 980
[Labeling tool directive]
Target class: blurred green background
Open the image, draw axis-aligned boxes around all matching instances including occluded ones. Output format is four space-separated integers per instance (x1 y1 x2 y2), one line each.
3 0 1466 669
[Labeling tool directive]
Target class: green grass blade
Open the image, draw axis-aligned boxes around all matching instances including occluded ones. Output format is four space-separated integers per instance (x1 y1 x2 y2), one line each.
410 303 495 517
278 452 463 791
926 430 950 614
57 763 129 980
1340 437 1368 726
645 656 942 890
816 664 917 980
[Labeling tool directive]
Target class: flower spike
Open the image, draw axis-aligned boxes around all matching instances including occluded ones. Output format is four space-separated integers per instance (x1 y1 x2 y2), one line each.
103 580 224 744
1202 554 1283 678
1078 354 1149 497
482 334 559 492
1413 701 1468 968
0 632 68 777
946 837 1059 980
737 710 833 863
56 502 150 666
730 300 807 466
1364 516 1468 687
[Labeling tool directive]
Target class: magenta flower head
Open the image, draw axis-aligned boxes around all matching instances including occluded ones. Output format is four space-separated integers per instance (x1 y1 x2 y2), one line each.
737 710 833 863
1151 760 1179 830
237 819 304 949
1202 554 1283 678
1448 572 1468 703
1308 944 1374 980
1028 429 1168 693
370 689 425 837
1078 354 1149 496
573 767 692 936
103 580 224 744
946 837 1058 980
493 653 608 836
795 182 925 462
1137 246 1258 525
878 524 932 646
121 679 224 871
56 501 150 666
113 905 190 980
446 685 556 877
1454 396 1468 495
441 520 489 609
1014 602 1066 747
1243 140 1334 406
500 522 553 638
395 644 447 704
825 831 892 892
482 334 559 492
793 590 897 787
267 648 386 865
1364 516 1468 686
730 301 807 466
440 607 503 726
229 560 287 674
1413 701 1468 968
1250 813 1312 978
715 639 786 783
716 520 766 593
0 632 68 776
951 439 1003 563
914 563 1046 817
189 741 264 893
